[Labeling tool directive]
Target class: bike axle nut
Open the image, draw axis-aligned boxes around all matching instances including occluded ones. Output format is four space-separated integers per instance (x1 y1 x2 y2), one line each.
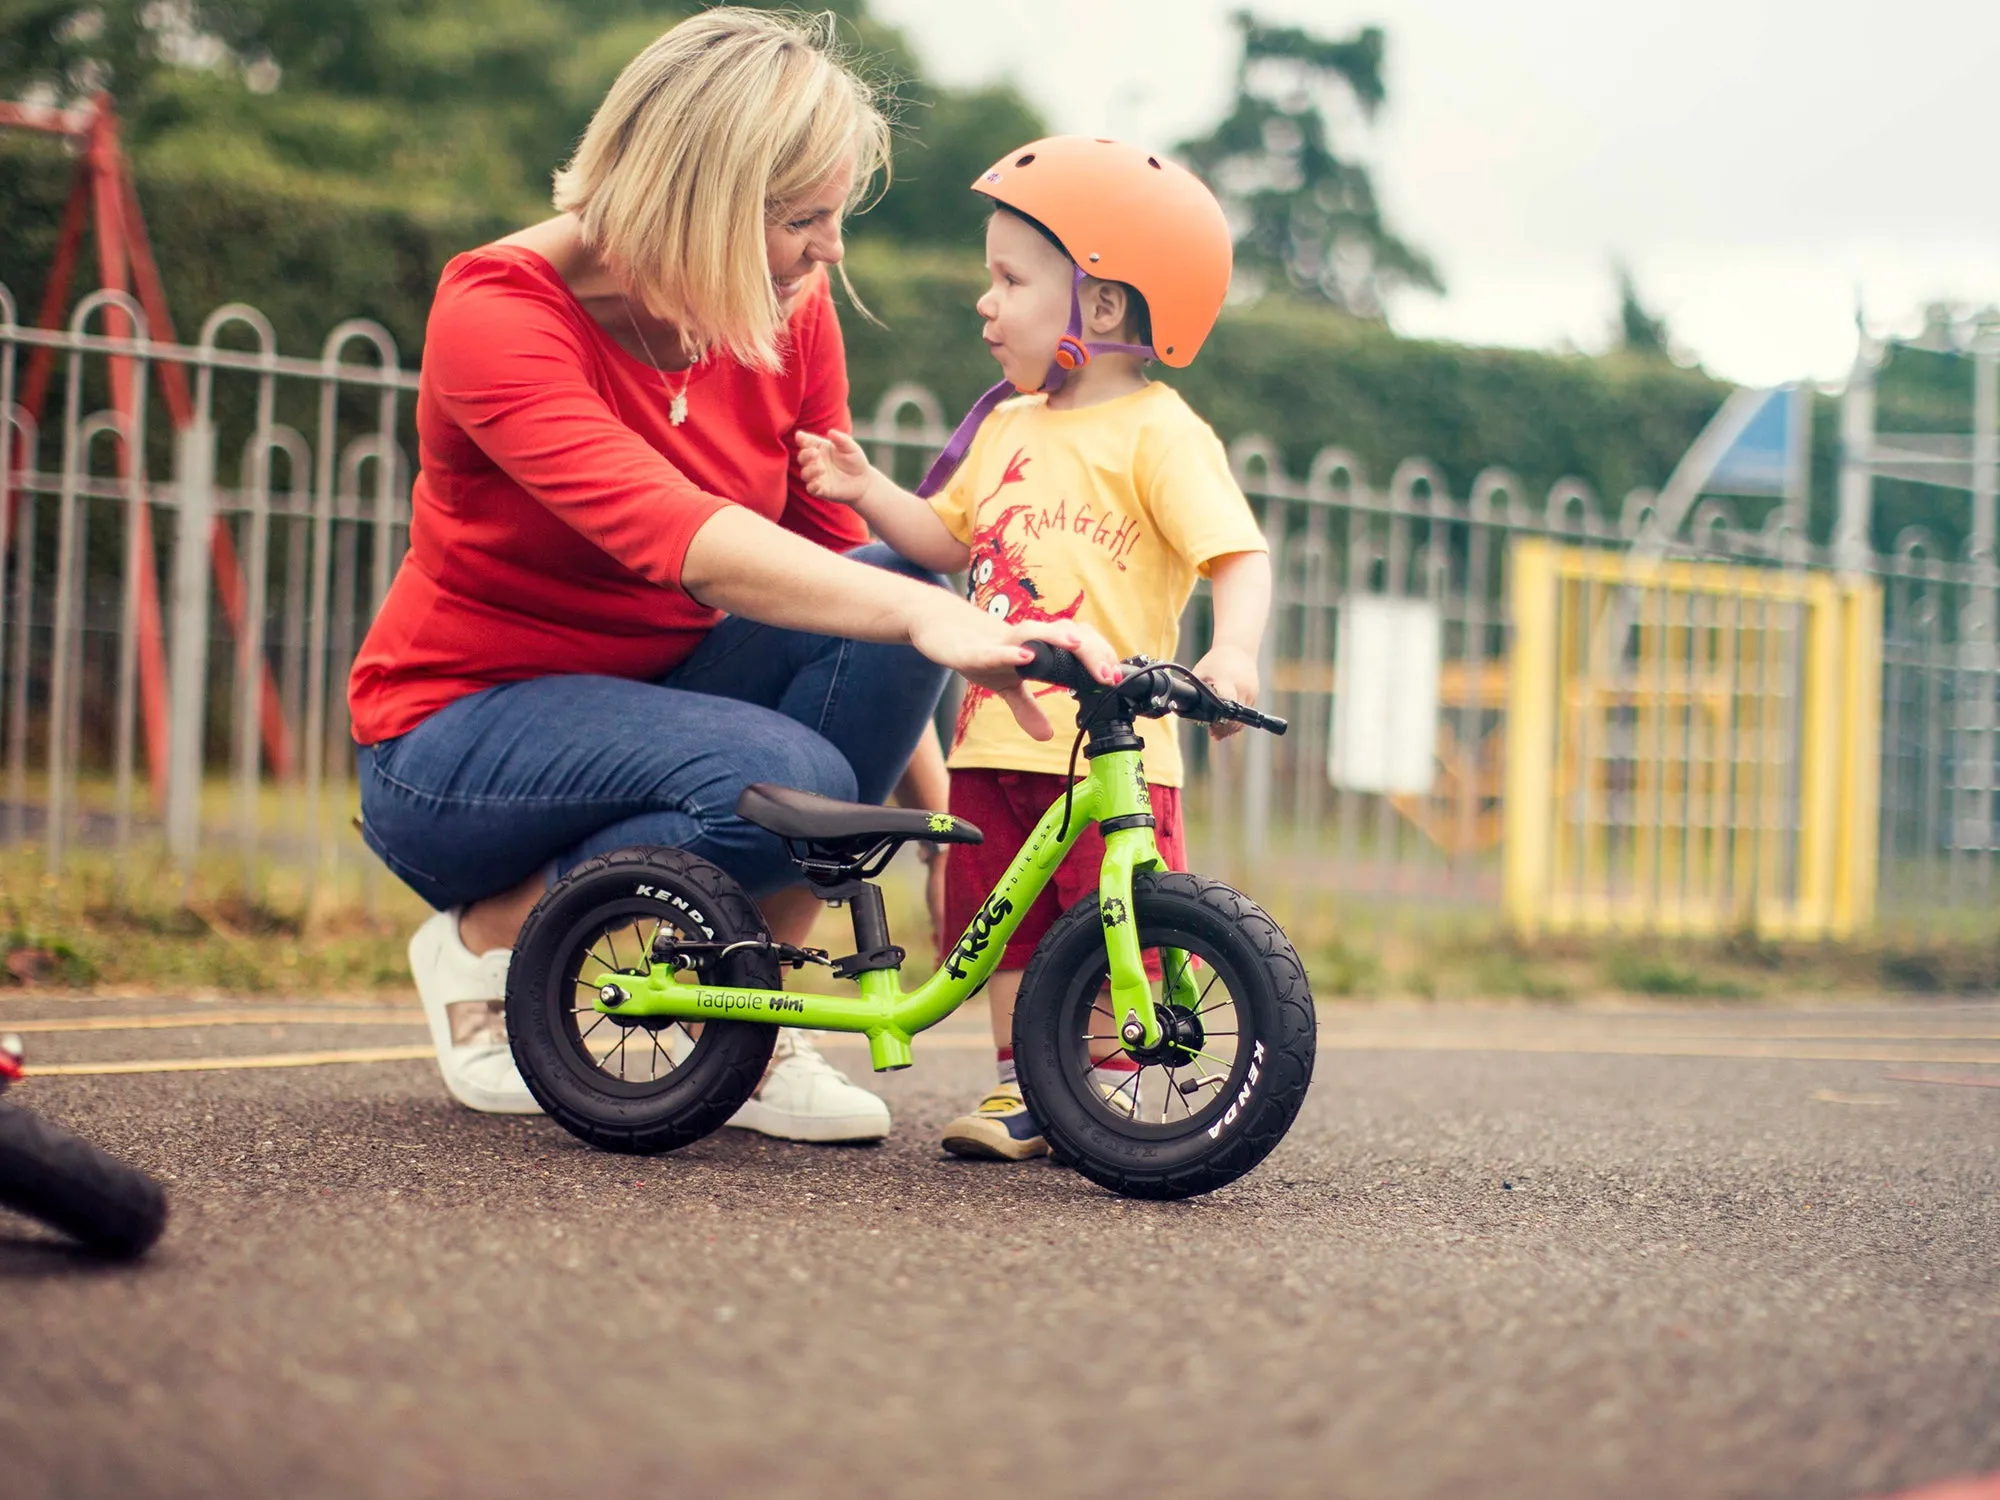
598 983 626 1008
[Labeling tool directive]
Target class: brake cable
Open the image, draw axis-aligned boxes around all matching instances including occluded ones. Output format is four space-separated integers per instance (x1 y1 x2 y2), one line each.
1053 661 1221 839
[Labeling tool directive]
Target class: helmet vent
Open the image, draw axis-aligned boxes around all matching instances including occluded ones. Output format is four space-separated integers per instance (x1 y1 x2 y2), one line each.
1015 153 1036 168
1165 346 1175 355
1147 156 1161 169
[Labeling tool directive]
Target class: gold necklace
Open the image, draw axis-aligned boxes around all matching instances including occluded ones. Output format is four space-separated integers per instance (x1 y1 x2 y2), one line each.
622 296 696 427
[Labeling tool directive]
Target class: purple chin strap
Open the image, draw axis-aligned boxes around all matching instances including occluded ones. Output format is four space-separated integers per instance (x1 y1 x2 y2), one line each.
916 267 1153 499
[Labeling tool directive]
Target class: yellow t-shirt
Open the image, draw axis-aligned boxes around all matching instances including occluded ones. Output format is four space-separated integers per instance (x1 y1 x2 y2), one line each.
928 381 1267 787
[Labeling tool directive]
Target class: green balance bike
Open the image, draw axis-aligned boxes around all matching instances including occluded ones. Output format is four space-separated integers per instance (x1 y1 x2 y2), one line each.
504 644 1315 1200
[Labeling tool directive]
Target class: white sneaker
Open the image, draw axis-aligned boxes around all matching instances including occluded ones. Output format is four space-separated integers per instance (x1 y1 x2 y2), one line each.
725 1030 890 1143
408 908 542 1116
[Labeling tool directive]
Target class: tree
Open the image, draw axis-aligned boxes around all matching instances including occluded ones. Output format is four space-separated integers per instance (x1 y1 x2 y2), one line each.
856 80 1043 250
0 1 1044 237
1612 260 1672 358
1177 10 1440 318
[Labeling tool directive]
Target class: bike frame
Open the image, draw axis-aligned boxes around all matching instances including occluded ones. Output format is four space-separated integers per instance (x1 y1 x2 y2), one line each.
588 746 1195 1071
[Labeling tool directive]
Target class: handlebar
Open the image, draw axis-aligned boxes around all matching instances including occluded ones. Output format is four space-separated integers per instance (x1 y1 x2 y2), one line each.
1014 640 1104 697
1014 642 1288 736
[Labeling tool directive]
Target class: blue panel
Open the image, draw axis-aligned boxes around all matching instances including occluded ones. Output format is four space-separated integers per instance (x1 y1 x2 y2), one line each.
1707 388 1793 496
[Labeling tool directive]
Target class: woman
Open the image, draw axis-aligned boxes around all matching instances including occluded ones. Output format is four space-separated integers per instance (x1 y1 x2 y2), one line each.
348 9 1115 1137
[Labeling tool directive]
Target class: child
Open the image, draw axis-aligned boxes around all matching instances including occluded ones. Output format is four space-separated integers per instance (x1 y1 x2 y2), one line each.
797 136 1272 1160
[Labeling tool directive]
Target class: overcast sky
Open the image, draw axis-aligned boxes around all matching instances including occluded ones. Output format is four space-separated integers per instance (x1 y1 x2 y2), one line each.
869 0 1999 388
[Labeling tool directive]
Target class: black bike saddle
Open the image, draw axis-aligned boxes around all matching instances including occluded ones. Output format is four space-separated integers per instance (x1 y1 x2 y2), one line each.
736 783 984 848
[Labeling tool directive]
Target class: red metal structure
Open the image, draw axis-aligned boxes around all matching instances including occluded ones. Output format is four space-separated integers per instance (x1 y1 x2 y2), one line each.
0 91 292 800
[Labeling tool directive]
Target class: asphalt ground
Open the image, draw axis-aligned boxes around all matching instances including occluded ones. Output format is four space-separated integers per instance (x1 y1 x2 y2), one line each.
1 994 1996 1500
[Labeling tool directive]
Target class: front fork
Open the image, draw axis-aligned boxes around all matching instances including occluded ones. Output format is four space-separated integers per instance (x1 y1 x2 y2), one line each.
1093 756 1190 1049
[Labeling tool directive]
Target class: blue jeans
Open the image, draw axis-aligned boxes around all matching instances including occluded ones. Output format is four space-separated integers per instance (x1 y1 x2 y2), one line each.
357 544 949 910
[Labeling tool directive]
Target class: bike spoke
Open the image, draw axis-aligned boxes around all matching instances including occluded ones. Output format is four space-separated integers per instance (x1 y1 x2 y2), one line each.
1193 970 1224 1014
558 913 705 1083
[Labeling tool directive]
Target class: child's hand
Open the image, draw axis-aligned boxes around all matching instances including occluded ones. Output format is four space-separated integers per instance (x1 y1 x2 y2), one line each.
795 429 874 506
1192 643 1260 740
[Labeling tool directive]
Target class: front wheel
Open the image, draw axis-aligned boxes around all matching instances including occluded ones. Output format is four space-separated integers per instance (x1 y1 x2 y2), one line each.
0 1101 168 1257
1013 872 1315 1200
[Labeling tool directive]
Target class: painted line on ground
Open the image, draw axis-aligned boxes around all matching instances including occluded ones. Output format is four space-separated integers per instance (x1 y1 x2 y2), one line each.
1541 1027 2000 1042
2 1009 423 1034
0 993 409 1007
11 1016 2000 1053
1881 1070 2000 1090
27 1046 434 1077
826 1031 2000 1064
1315 1032 2000 1065
22 1025 2000 1078
1876 1472 2000 1499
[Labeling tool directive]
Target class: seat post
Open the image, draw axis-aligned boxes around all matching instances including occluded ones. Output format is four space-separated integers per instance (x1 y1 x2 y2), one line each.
810 875 905 980
845 881 891 955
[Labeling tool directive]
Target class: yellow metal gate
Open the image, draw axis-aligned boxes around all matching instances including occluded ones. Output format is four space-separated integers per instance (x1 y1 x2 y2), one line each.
1503 539 1881 939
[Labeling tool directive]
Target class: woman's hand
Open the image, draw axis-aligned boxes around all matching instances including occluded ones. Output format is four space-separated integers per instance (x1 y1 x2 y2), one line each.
795 429 875 506
903 593 1120 742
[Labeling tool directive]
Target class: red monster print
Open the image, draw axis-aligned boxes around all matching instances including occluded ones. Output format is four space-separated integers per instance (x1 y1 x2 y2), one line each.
954 452 1086 748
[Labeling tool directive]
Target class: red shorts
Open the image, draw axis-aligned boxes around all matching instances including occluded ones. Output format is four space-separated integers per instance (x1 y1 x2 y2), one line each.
942 768 1186 971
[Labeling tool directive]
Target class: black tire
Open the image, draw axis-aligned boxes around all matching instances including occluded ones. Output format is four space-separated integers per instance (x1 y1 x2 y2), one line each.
505 847 778 1156
1013 872 1315 1200
0 1101 168 1257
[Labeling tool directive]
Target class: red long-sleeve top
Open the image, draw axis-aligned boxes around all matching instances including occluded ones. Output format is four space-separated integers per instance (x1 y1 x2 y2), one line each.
347 245 867 746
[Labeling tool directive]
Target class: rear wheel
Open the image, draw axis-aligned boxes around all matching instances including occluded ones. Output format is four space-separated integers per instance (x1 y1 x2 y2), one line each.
1013 872 1315 1200
505 847 778 1155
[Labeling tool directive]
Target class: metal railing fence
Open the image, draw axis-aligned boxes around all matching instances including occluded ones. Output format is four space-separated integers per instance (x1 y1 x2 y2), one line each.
5 292 1999 936
1 287 414 904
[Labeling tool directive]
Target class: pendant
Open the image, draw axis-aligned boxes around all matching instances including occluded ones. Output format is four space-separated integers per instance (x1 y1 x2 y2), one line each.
669 390 689 426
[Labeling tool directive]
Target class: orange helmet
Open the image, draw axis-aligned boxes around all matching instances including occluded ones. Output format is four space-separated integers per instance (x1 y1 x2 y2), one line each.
971 135 1233 368
914 136 1233 497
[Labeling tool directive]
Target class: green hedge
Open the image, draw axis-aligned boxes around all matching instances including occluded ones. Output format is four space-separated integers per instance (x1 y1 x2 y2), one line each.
839 241 1731 513
0 135 506 367
5 134 1745 520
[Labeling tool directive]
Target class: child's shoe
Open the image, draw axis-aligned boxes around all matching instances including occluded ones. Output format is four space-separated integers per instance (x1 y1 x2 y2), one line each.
940 1082 1048 1160
409 908 541 1115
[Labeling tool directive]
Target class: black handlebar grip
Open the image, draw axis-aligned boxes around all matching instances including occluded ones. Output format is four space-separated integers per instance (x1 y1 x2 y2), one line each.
1015 640 1106 694
1230 703 1289 736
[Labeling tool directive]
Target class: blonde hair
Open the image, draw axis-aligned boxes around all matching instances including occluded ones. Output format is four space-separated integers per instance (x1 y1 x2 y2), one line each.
553 8 890 371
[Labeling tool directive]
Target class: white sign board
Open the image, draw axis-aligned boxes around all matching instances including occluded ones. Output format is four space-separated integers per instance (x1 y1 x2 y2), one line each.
1329 596 1441 795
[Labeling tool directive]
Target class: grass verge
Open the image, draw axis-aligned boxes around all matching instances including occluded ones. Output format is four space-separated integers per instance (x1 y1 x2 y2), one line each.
4 843 2000 1003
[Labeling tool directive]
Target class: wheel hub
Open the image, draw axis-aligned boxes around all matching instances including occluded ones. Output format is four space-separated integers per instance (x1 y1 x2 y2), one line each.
1122 1002 1205 1070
